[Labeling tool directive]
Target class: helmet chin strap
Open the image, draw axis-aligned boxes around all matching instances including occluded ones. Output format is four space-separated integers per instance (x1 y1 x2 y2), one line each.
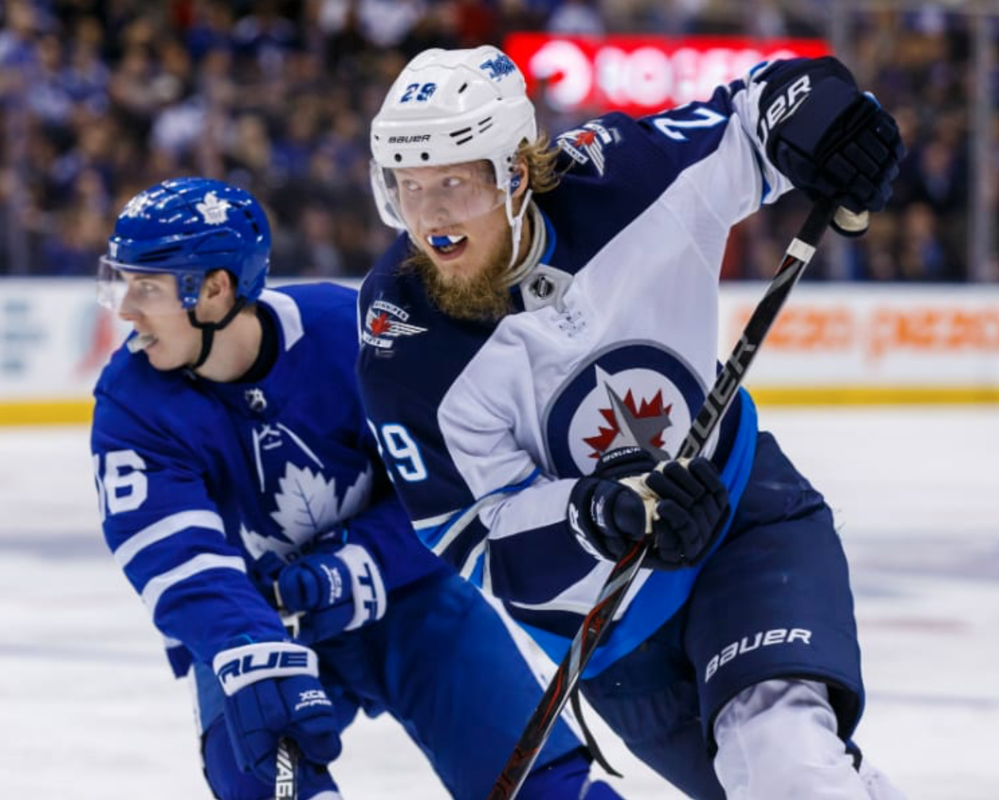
186 297 247 370
503 186 534 281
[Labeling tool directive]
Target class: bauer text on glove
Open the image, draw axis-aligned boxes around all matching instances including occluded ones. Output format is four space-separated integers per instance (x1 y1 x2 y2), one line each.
760 57 906 233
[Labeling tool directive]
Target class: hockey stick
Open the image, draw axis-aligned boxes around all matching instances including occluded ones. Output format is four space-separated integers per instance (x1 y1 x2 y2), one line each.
488 198 848 800
275 737 299 799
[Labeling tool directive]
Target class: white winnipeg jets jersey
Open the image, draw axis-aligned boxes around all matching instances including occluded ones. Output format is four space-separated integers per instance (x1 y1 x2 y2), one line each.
358 63 798 675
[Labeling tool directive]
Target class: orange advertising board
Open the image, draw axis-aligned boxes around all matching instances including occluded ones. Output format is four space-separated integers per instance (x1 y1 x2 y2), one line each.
720 285 999 404
730 302 999 361
0 281 997 425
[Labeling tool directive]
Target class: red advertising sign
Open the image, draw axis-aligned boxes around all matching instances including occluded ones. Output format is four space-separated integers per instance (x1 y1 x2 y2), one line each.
503 33 831 116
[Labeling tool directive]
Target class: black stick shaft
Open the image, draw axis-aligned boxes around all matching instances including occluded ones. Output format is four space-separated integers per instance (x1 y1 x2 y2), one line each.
488 198 836 800
275 737 299 800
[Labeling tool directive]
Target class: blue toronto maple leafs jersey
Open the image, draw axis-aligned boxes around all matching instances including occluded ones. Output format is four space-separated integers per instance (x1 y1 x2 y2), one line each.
92 283 446 677
358 63 802 676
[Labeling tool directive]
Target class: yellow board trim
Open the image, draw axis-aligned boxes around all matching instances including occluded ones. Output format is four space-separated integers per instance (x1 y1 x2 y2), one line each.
2 386 999 426
746 385 999 406
0 400 95 426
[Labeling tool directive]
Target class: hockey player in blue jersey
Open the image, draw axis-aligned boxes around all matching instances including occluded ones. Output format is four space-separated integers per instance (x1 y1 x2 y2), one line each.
357 46 909 799
89 177 625 800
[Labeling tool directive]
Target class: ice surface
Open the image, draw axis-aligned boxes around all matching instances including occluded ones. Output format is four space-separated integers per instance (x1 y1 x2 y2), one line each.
1 408 997 798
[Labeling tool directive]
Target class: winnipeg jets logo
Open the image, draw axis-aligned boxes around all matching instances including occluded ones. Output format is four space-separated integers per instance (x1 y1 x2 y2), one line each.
480 54 516 80
583 367 673 461
196 191 231 225
556 122 617 176
362 299 428 351
121 192 155 218
545 344 707 477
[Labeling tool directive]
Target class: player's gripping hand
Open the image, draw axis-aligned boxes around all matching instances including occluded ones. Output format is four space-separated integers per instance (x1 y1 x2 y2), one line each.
762 56 905 234
275 543 387 643
568 446 730 570
213 641 342 782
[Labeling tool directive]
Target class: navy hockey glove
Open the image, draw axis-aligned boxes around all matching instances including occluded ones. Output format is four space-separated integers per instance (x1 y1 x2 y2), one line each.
762 57 905 232
568 446 730 570
213 641 342 782
275 543 387 643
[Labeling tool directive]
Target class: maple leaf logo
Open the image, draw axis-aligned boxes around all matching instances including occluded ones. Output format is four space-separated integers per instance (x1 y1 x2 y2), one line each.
239 462 373 562
583 387 672 460
196 191 231 225
369 312 391 336
121 192 154 218
574 130 597 147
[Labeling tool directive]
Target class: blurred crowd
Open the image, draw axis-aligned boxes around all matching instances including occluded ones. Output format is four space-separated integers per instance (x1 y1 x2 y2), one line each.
0 0 991 282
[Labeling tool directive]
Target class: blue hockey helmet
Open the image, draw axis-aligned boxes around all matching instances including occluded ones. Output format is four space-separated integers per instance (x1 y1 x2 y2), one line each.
99 178 270 311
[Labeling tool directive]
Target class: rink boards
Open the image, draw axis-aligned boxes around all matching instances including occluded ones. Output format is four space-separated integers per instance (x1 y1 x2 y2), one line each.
1 279 997 425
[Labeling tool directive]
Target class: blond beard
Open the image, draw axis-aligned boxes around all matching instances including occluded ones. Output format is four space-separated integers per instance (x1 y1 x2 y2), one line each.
406 239 514 322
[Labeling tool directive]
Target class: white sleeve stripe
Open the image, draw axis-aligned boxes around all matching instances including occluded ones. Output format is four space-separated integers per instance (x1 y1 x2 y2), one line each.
506 566 650 620
423 467 540 555
459 540 486 581
114 510 225 569
141 553 247 616
260 289 304 349
413 510 459 531
430 491 513 557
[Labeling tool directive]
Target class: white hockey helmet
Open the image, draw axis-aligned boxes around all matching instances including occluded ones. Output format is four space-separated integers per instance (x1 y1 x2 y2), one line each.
370 45 538 230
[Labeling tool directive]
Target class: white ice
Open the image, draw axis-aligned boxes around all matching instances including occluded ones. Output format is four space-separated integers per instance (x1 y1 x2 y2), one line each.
1 408 997 799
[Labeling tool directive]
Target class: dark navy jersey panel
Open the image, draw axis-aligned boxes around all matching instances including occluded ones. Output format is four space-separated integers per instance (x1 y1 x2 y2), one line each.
541 102 737 275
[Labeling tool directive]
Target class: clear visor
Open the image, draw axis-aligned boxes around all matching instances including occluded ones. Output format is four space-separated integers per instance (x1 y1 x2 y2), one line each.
372 160 507 232
97 257 186 316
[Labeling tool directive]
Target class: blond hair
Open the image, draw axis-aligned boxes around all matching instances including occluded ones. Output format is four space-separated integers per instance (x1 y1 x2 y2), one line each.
519 133 563 195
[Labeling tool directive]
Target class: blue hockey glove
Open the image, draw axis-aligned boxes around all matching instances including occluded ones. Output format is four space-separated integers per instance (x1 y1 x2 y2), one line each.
213 641 342 783
568 446 730 570
762 57 905 231
275 543 387 643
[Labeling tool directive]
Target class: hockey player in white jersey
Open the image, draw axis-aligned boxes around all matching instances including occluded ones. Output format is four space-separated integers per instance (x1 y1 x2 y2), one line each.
90 177 626 800
357 46 909 799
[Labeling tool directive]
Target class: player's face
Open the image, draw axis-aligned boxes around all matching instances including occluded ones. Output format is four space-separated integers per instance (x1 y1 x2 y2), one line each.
392 162 512 282
113 272 202 370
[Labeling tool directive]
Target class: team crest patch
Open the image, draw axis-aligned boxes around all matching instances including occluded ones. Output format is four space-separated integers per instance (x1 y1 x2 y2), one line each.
583 375 673 462
544 344 707 477
362 299 428 351
196 191 231 225
121 192 155 218
556 122 619 177
480 53 517 80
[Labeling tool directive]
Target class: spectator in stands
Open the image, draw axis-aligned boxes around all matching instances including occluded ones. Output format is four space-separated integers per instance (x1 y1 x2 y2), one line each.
0 0 990 282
